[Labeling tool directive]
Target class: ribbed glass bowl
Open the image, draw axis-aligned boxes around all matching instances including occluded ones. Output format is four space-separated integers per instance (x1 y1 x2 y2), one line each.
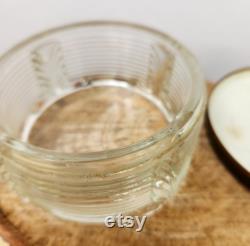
0 21 206 222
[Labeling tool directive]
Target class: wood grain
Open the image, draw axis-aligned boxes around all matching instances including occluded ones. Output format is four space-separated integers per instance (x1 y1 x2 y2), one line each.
0 213 25 246
0 83 249 246
29 86 167 152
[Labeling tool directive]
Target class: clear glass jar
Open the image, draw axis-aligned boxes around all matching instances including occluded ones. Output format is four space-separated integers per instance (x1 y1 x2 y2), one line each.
0 21 206 222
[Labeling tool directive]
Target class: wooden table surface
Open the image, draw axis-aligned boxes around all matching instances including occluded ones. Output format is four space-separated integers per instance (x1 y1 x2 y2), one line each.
0 83 249 246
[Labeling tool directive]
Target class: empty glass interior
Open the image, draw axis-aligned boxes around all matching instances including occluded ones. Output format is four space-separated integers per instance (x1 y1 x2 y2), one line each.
0 23 201 153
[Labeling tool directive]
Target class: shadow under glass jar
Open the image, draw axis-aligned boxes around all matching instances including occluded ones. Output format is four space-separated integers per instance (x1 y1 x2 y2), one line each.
0 21 206 222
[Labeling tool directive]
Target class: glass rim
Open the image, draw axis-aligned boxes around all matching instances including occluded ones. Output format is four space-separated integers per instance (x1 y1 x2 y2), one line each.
0 20 206 161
